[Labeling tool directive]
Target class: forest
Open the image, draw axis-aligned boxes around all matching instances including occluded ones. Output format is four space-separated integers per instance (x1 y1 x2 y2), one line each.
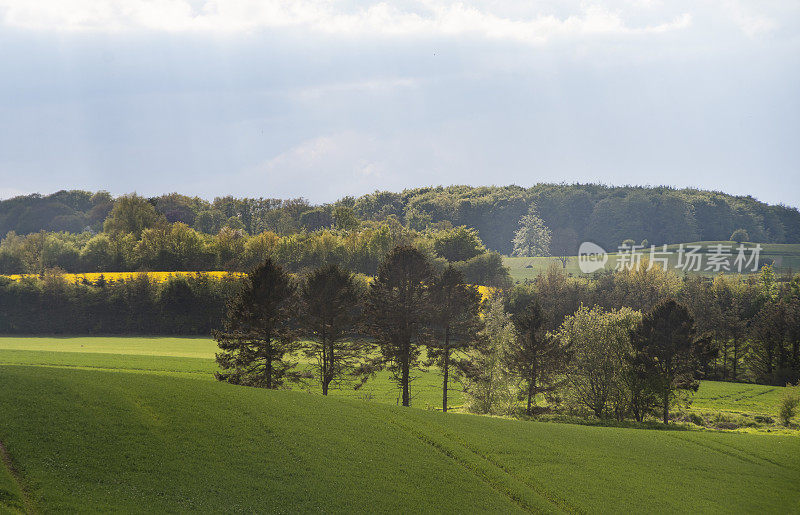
1 185 798 257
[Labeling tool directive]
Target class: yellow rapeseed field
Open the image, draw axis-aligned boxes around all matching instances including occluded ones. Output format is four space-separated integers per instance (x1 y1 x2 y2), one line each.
2 271 495 301
2 271 243 283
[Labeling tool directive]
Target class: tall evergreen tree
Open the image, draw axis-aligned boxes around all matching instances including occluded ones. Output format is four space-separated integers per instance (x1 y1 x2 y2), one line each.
213 258 299 388
427 266 483 412
750 300 791 385
300 264 364 395
631 299 699 424
505 291 568 415
364 246 433 407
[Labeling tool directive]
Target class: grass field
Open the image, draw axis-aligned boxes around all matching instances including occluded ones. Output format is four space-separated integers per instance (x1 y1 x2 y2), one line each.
504 242 800 282
1 337 796 416
0 337 465 409
693 382 786 417
0 336 798 512
1 365 799 513
0 446 26 514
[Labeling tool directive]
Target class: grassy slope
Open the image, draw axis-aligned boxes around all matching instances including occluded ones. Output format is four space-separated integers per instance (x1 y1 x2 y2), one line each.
0 458 24 514
0 337 465 409
504 242 800 281
1 365 799 513
0 337 794 414
692 382 786 417
0 336 217 358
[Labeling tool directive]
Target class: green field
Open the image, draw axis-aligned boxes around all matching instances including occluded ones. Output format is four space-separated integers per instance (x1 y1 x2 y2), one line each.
0 337 798 513
504 242 800 282
0 337 464 409
693 382 786 417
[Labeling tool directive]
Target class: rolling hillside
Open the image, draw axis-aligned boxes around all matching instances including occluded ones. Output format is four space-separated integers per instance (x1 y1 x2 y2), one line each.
0 337 798 512
1 365 799 513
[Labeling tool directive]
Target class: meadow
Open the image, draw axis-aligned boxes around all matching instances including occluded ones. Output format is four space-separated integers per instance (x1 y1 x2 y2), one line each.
0 337 794 417
0 364 799 513
503 242 800 282
0 336 798 513
0 337 465 409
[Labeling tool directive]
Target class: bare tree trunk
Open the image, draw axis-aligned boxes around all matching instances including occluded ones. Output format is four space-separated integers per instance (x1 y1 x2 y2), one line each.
442 327 450 413
442 355 449 413
526 350 538 416
526 379 533 416
321 324 330 395
720 342 725 379
526 357 537 416
401 338 411 407
402 360 410 407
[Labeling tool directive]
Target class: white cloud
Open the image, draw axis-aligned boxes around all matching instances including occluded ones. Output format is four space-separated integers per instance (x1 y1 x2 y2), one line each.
0 0 694 44
241 130 444 198
723 0 779 38
291 77 422 102
246 132 388 192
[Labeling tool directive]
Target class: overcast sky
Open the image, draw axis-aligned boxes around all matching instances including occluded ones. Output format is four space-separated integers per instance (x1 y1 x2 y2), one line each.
0 1 798 206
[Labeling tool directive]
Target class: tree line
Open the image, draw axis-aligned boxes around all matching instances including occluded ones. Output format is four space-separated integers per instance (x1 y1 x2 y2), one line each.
2 247 798 388
0 197 509 286
3 185 799 256
0 270 244 335
214 247 800 425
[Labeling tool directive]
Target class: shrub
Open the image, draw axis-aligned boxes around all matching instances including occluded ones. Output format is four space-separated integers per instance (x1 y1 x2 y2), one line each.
730 228 749 243
688 412 704 426
778 383 799 426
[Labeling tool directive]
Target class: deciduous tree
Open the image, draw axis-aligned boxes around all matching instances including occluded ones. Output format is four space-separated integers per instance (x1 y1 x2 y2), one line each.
103 193 164 238
511 207 551 257
557 306 641 419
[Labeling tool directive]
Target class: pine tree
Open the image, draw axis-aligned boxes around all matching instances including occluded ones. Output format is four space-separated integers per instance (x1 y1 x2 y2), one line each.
300 264 364 395
505 291 568 415
630 299 699 424
364 246 433 407
213 258 299 388
427 266 483 412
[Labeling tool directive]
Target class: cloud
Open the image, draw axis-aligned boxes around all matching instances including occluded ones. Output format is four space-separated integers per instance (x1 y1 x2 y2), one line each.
291 77 422 102
723 1 779 38
241 130 445 199
0 0 693 44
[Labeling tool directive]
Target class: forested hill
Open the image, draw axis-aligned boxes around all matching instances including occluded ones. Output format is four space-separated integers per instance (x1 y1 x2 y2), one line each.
2 185 799 254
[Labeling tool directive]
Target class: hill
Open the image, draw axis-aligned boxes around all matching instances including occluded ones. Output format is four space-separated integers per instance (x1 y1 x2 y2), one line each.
0 337 799 512
3 185 799 256
1 365 799 513
0 336 792 418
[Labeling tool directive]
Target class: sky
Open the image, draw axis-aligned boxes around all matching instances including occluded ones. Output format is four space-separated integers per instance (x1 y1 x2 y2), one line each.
0 1 798 207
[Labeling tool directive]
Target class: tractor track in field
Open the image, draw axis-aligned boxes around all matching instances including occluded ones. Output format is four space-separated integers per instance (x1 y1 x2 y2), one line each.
381 412 578 514
663 431 793 472
0 438 36 514
674 433 795 472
